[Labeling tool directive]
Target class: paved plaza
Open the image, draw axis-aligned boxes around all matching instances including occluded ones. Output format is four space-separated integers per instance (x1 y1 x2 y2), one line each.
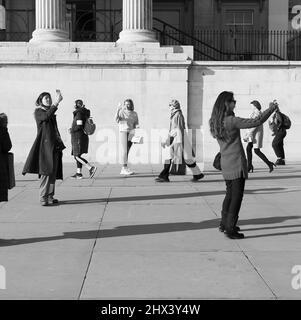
0 162 301 299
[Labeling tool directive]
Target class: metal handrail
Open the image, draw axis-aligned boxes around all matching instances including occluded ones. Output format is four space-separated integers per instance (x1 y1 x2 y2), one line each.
154 17 284 60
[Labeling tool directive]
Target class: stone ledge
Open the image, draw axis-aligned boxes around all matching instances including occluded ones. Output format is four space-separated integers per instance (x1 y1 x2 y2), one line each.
0 42 193 65
192 61 301 66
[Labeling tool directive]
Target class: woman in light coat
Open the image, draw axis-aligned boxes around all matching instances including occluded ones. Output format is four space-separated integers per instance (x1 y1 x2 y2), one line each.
115 99 139 175
244 100 275 173
155 99 204 182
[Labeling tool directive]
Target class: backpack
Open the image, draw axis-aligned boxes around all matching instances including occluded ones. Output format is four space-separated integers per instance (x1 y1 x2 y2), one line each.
280 112 291 130
84 117 96 135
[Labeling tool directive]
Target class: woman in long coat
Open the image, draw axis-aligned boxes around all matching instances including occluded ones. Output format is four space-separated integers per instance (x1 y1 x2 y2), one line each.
209 92 278 239
0 113 12 202
22 91 65 206
155 99 204 182
70 99 96 179
244 100 275 173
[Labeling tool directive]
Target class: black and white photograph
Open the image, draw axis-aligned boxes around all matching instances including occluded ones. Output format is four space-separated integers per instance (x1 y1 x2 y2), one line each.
0 0 301 312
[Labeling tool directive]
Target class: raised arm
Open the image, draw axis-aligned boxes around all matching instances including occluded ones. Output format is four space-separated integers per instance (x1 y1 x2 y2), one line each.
232 104 277 129
34 105 58 122
115 108 123 123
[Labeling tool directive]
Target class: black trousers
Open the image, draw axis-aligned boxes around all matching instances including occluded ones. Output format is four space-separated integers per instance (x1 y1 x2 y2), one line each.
74 155 88 169
246 142 271 168
159 159 197 179
221 176 246 233
272 129 287 159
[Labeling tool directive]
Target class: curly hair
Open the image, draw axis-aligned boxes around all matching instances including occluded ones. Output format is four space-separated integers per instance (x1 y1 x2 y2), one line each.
209 91 234 141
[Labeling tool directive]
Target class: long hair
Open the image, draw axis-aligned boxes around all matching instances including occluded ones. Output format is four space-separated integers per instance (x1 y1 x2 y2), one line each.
124 99 134 111
209 91 234 141
36 92 51 107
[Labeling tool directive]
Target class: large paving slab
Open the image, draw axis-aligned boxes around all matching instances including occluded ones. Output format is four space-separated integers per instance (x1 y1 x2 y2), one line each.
0 162 301 299
80 252 274 299
0 222 99 299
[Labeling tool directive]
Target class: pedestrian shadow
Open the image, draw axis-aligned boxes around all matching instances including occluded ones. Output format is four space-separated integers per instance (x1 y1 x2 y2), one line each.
56 187 288 205
1 215 300 247
205 175 301 183
93 174 156 180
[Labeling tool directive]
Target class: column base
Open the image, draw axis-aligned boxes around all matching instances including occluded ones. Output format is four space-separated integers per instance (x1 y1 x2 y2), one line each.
30 29 69 43
117 30 157 43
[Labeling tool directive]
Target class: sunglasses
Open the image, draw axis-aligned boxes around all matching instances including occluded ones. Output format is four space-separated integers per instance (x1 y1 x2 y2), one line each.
229 99 236 104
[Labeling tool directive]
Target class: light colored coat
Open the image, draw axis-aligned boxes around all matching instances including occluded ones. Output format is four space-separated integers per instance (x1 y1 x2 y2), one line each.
246 108 264 149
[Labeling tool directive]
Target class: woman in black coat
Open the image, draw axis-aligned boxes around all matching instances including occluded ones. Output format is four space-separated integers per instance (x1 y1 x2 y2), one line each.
70 99 97 179
0 113 12 202
269 110 287 165
22 91 65 206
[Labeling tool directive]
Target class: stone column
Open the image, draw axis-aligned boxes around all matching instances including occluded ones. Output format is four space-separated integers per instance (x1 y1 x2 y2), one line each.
118 0 157 43
30 0 69 42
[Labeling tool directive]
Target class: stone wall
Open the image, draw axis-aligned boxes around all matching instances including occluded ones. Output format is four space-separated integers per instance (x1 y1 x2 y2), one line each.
0 42 192 165
1 43 300 167
189 61 301 162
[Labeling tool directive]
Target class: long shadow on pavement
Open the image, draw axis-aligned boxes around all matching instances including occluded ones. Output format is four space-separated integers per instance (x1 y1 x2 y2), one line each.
57 188 289 205
1 216 300 247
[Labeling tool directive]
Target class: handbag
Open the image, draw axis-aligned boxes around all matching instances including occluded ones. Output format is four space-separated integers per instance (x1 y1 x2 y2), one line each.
213 152 221 171
170 162 186 175
130 128 144 144
131 135 144 144
8 152 15 189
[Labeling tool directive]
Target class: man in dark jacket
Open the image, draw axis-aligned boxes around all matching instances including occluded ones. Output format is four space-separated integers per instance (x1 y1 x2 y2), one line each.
270 110 287 165
70 99 97 179
0 113 12 202
22 91 65 206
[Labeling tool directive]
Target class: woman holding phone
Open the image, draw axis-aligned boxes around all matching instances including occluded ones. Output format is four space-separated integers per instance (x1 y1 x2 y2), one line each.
209 92 278 239
23 90 65 206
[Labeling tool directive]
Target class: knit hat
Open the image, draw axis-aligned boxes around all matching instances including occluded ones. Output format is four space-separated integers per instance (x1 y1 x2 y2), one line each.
75 99 84 107
250 100 262 111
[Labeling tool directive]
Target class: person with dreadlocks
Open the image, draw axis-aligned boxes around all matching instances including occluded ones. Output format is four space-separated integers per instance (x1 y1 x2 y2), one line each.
155 99 204 183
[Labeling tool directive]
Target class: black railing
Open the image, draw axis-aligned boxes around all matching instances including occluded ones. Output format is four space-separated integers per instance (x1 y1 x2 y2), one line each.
2 8 301 61
154 17 293 61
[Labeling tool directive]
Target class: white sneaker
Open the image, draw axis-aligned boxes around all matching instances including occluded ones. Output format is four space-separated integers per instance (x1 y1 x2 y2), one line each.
120 168 134 175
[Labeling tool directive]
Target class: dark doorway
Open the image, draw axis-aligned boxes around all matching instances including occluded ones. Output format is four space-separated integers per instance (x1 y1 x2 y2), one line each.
67 0 96 41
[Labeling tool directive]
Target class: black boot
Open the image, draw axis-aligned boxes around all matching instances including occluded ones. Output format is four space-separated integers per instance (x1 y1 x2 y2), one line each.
225 230 245 239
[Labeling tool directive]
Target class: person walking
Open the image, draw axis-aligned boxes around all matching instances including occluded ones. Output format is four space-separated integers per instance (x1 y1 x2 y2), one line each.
244 100 276 173
209 91 278 239
22 90 65 206
270 109 288 165
70 99 97 179
155 99 204 183
115 99 139 175
0 113 12 203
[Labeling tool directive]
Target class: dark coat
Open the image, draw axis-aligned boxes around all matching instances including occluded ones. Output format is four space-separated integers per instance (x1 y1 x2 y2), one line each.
0 127 12 201
71 107 90 156
22 106 65 179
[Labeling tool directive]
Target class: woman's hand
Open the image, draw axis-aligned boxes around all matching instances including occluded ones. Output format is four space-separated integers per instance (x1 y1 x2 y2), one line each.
55 90 63 105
